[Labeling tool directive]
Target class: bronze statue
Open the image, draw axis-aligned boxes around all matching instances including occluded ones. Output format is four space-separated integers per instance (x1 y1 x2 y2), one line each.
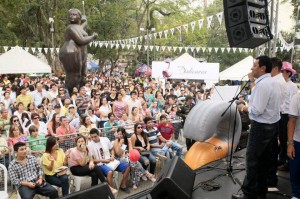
59 9 97 94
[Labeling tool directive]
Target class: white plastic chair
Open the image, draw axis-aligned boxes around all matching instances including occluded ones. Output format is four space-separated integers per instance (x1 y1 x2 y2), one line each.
70 174 90 191
0 163 8 199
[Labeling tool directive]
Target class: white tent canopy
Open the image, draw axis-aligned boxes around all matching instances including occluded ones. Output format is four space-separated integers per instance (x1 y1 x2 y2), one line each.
152 53 219 81
219 56 254 81
0 46 51 74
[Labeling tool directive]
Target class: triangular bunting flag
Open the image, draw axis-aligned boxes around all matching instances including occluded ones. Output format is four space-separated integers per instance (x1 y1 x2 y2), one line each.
144 45 148 51
138 45 142 50
238 48 243 53
167 46 172 51
38 48 43 53
232 48 237 53
214 48 218 53
132 45 136 49
149 46 154 51
89 42 93 47
183 24 189 33
161 46 166 51
178 47 183 53
105 43 109 48
56 48 60 53
45 48 49 54
164 30 169 38
201 47 206 52
221 48 225 53
110 44 115 48
148 34 152 40
184 47 189 52
196 47 200 53
207 15 213 29
159 31 163 39
170 28 175 36
155 46 160 51
198 19 204 30
121 44 125 49
190 21 196 32
173 47 178 52
50 48 54 53
190 47 195 52
4 46 9 52
126 44 131 50
116 44 120 49
99 43 103 48
208 47 212 52
153 33 158 39
216 12 223 25
226 48 231 53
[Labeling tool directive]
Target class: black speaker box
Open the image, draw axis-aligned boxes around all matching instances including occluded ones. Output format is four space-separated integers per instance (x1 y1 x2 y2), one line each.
150 156 196 199
226 5 266 27
227 22 269 48
224 0 265 8
61 183 115 199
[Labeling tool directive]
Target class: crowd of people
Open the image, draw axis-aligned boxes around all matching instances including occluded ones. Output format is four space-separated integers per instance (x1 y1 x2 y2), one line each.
0 56 299 199
0 72 214 199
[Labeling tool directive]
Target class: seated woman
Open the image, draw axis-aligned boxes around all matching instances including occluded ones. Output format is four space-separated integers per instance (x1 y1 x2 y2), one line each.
131 123 156 177
28 126 46 158
48 113 61 137
41 136 69 196
68 136 117 194
114 127 155 189
79 115 96 139
128 107 143 124
7 124 27 151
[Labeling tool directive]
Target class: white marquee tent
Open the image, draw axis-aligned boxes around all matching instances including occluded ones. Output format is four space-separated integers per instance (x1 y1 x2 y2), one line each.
0 46 51 74
219 56 254 81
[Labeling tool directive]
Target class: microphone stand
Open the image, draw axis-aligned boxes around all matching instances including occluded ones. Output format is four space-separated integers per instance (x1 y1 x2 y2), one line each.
221 80 249 184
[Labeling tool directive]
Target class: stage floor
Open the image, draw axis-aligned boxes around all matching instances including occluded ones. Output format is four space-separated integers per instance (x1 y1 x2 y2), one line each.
192 149 292 199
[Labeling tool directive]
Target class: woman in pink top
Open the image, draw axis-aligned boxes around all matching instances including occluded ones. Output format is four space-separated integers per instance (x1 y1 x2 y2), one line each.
69 136 117 194
113 92 128 121
7 124 26 151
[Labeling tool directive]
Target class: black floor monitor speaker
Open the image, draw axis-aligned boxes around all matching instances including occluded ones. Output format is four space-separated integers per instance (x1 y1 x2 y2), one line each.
150 156 196 199
61 183 115 199
223 0 272 48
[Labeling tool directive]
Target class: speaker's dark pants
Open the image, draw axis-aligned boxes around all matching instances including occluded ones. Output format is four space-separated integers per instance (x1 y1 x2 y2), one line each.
267 121 279 187
45 174 69 196
242 121 276 198
278 113 289 165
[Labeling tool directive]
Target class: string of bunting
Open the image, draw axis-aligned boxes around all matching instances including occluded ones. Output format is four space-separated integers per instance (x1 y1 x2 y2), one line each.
0 44 292 56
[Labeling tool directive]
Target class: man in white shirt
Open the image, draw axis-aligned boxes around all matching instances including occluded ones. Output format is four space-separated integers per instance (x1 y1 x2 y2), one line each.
127 91 142 117
234 56 280 199
47 84 58 105
278 61 299 170
33 83 47 107
267 57 287 187
89 128 130 194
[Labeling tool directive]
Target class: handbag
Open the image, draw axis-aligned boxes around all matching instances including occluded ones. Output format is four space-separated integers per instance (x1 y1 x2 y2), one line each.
106 159 120 170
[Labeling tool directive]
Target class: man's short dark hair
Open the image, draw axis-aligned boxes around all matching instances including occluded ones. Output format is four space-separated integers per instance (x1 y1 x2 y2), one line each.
90 128 99 135
14 142 26 152
160 114 167 121
270 57 282 70
60 116 67 121
256 56 272 73
130 91 137 95
144 116 153 124
108 112 114 119
197 88 205 94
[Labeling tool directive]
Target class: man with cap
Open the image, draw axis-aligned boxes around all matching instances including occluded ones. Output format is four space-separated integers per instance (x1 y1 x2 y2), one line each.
176 95 195 150
16 86 33 111
277 61 299 171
